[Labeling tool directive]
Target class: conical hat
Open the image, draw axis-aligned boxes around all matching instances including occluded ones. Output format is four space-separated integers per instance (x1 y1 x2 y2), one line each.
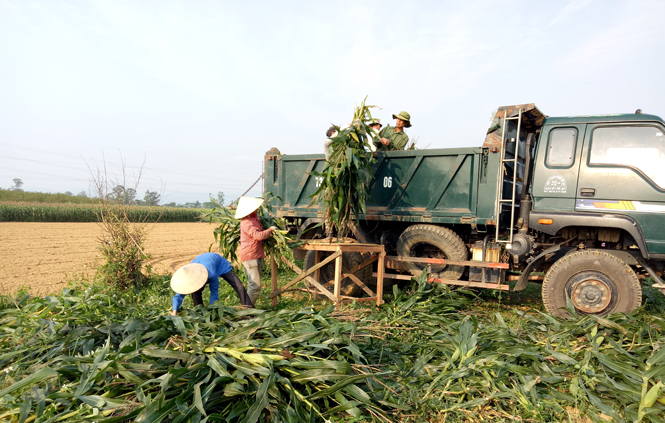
235 197 264 219
170 263 208 294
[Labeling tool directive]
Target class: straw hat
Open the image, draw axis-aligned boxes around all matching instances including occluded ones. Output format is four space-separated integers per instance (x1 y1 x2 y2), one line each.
170 263 208 294
235 196 264 219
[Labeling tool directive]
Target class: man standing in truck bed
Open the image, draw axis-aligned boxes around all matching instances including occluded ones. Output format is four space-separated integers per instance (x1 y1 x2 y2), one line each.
374 111 411 151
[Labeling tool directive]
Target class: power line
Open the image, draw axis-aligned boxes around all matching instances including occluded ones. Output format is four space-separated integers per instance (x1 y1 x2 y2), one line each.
0 138 266 199
0 136 265 168
0 154 258 186
0 163 259 189
0 144 260 177
0 149 264 187
0 155 87 172
0 167 90 182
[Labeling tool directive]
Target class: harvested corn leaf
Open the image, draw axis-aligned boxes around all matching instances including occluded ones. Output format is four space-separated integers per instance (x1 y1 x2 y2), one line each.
201 194 299 266
310 97 378 238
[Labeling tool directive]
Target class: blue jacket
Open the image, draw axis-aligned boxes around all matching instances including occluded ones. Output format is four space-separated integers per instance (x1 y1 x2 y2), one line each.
172 253 232 311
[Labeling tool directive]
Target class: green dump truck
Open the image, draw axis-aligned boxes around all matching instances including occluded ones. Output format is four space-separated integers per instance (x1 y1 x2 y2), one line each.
264 104 665 316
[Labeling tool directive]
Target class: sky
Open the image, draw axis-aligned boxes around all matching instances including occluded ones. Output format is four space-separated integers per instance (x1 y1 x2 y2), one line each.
1 0 664 204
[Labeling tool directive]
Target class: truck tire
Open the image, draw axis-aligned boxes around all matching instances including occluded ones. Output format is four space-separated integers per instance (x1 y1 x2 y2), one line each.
303 250 372 297
396 225 468 280
542 250 642 318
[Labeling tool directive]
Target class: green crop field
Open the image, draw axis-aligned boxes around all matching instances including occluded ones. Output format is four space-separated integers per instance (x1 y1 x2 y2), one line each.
0 189 98 205
1 264 664 422
0 202 207 223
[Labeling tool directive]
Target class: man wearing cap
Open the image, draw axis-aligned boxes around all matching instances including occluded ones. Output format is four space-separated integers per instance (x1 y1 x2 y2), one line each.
236 197 276 305
324 126 337 160
374 111 411 151
367 120 382 152
170 252 253 315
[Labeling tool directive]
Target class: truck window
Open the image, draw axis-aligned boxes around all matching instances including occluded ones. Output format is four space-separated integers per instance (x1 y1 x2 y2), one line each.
546 127 577 167
590 126 665 189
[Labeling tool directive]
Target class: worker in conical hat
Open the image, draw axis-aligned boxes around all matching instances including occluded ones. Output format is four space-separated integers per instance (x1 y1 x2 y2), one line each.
236 197 277 305
170 252 253 315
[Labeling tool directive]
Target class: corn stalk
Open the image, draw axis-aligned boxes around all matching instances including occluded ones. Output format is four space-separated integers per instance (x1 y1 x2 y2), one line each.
309 97 378 238
202 195 297 267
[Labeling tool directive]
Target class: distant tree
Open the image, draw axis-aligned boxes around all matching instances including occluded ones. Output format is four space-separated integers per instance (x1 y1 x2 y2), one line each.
64 191 73 196
111 185 125 201
126 188 137 204
11 178 23 191
144 190 161 206
163 201 177 208
203 191 225 209
110 185 136 205
77 191 87 197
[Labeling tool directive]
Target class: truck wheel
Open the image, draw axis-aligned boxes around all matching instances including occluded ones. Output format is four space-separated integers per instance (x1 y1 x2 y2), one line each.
396 225 468 280
303 250 372 297
542 250 642 318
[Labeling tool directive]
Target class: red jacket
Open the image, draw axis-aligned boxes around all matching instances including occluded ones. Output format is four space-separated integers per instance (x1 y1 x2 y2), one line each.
239 212 272 262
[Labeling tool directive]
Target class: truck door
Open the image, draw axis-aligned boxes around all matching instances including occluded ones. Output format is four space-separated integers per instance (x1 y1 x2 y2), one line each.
576 123 665 255
531 124 586 211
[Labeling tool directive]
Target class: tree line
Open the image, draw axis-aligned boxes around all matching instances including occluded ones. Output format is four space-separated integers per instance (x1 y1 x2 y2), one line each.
1 178 225 209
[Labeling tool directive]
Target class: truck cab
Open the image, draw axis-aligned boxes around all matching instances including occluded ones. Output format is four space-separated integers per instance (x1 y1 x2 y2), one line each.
530 113 665 258
510 111 665 316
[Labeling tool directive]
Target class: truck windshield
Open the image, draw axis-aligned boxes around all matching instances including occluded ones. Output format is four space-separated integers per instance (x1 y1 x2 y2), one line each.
590 125 665 189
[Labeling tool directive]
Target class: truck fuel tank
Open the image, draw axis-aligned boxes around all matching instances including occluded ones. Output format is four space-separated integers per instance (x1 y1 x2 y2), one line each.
470 241 502 283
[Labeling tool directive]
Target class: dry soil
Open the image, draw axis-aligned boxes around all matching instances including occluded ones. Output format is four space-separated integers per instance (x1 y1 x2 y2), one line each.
0 222 220 296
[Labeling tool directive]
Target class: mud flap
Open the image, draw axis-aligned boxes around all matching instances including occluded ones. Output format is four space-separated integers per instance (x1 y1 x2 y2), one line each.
513 245 561 291
638 258 665 294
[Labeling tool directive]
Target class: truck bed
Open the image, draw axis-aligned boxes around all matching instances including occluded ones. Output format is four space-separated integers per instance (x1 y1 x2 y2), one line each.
264 146 500 225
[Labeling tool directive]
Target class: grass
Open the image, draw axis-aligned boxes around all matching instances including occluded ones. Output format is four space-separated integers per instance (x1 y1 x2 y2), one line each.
1 264 664 422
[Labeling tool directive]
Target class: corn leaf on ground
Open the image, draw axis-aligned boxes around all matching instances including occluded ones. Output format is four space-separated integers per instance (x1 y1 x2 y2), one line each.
0 272 664 422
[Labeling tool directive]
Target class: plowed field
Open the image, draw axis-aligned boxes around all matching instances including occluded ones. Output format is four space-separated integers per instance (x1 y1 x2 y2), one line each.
0 222 219 296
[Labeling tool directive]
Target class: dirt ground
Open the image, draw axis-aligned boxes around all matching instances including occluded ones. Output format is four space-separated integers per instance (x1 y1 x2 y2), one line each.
0 222 220 296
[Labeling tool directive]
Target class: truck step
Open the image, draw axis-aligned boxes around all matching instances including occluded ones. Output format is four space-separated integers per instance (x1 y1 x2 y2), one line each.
384 255 508 269
373 272 509 290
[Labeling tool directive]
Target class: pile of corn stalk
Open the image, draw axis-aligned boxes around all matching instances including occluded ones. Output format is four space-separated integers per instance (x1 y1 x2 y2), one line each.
0 288 394 422
368 273 665 422
310 98 377 238
1 276 664 422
